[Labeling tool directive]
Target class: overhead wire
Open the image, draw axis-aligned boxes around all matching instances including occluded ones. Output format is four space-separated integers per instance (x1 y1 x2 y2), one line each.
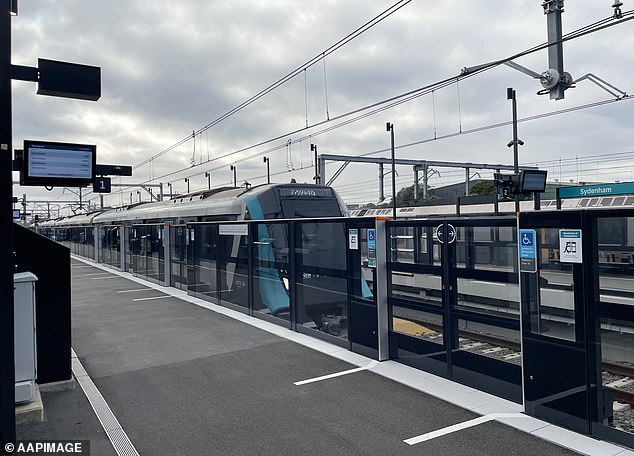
98 8 634 205
133 0 413 168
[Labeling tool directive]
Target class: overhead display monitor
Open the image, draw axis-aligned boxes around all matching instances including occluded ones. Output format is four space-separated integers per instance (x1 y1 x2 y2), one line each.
20 140 96 187
520 170 547 193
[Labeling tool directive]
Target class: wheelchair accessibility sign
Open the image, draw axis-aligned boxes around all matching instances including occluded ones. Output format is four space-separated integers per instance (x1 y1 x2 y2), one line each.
519 229 537 273
560 229 582 263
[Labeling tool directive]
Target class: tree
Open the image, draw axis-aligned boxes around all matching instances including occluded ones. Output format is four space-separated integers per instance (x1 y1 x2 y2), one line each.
469 180 496 196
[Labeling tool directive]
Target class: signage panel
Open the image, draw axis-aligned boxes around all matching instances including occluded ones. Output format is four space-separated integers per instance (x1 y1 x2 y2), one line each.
519 229 537 273
348 229 359 250
367 229 376 267
558 182 634 199
219 224 248 236
559 229 582 263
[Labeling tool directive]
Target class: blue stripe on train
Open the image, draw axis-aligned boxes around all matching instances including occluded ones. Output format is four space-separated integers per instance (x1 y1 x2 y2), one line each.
242 195 290 315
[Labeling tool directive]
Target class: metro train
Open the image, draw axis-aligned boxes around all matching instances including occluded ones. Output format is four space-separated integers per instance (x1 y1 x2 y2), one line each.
38 183 356 335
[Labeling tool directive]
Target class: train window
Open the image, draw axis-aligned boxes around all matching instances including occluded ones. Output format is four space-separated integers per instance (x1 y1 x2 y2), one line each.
391 273 442 306
279 198 342 218
473 227 492 242
598 217 626 246
456 278 519 318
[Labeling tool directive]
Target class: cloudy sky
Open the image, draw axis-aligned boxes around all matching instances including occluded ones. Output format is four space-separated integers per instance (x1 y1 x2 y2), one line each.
9 0 634 214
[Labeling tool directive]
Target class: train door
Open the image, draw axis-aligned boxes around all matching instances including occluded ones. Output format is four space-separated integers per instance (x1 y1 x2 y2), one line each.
520 211 590 434
170 225 187 289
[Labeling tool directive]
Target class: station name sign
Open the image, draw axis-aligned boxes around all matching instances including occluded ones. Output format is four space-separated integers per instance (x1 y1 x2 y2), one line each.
558 182 634 199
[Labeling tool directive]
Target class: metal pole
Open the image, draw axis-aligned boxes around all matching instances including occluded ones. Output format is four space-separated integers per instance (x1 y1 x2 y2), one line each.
465 168 470 196
387 122 396 219
0 0 16 444
263 157 270 184
378 163 384 202
205 172 210 190
508 88 520 214
310 144 318 185
413 168 419 201
423 163 429 200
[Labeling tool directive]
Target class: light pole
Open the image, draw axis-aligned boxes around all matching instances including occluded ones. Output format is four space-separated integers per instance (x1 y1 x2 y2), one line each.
386 122 396 220
184 177 189 193
167 182 173 198
263 157 270 184
204 172 210 190
310 143 319 185
1 0 17 443
230 165 237 187
507 88 524 214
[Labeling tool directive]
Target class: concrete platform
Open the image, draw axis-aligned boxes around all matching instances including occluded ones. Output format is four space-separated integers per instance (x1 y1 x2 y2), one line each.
17 257 634 456
15 385 42 426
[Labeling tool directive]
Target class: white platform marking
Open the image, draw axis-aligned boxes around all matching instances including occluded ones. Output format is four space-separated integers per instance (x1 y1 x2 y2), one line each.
404 413 524 445
117 288 152 293
294 361 378 386
72 349 139 456
132 295 171 302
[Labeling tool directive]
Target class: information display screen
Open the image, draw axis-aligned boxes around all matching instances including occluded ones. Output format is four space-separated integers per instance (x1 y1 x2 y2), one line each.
520 170 547 192
21 140 96 187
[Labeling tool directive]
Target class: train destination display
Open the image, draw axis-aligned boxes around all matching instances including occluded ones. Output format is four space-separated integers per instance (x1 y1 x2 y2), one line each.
20 140 96 187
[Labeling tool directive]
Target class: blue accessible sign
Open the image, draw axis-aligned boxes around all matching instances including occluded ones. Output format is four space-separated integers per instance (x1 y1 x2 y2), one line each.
519 229 537 273
367 229 377 268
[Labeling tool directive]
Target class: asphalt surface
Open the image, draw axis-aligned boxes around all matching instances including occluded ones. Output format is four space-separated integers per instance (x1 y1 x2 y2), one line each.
18 260 585 455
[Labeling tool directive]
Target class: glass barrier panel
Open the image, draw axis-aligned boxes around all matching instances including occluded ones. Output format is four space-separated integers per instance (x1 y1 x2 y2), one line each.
170 226 188 289
218 229 249 309
456 277 519 319
252 223 290 321
537 228 576 341
595 217 634 439
295 221 348 339
456 319 521 364
189 225 218 300
391 272 442 307
392 306 443 345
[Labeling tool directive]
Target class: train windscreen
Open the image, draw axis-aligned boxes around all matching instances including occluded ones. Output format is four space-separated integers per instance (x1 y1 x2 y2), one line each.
278 187 343 218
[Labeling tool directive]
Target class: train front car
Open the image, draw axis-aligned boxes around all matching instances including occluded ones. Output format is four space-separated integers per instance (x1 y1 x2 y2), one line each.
238 184 350 336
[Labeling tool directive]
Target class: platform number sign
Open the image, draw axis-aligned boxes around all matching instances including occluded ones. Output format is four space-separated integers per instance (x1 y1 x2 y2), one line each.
367 229 376 268
519 229 537 273
93 176 111 193
559 229 582 263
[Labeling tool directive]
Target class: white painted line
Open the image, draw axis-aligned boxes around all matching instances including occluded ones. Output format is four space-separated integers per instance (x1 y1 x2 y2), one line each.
71 349 139 456
71 265 94 269
404 413 523 445
117 288 152 293
83 272 114 276
132 295 171 302
92 276 123 280
294 361 378 386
